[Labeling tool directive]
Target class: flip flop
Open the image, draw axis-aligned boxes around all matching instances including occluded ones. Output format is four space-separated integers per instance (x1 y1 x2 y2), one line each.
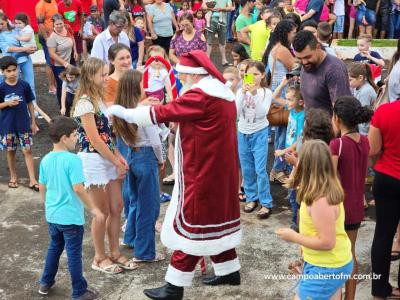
391 250 400 261
29 183 39 192
8 181 18 188
257 207 272 219
243 201 258 213
111 255 139 270
162 175 175 185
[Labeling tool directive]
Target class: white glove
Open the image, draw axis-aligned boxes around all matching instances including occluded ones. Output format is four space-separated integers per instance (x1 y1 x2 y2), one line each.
105 105 127 119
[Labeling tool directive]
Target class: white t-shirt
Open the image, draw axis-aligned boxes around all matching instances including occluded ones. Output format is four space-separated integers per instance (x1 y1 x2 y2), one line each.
146 66 169 92
17 25 36 48
236 87 272 134
334 0 345 16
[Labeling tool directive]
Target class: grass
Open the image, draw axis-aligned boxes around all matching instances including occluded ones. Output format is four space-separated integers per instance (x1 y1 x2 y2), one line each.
337 39 398 47
35 34 43 50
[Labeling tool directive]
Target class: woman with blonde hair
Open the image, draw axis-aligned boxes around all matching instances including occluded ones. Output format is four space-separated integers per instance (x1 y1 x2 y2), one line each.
72 57 136 274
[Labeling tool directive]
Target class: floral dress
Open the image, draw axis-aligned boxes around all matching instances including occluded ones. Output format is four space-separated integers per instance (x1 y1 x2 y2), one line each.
170 30 207 58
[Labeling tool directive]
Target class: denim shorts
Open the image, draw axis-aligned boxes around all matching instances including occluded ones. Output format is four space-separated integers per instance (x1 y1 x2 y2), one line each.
356 6 377 25
297 260 353 299
0 132 33 151
334 15 345 33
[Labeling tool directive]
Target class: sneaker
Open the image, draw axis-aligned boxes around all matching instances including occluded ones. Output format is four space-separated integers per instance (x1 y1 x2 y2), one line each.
160 192 171 203
73 289 100 300
38 284 51 295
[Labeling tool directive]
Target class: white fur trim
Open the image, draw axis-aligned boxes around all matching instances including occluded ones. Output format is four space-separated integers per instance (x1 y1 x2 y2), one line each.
192 76 235 102
165 265 195 287
175 64 208 74
160 128 242 256
212 257 241 276
123 106 155 126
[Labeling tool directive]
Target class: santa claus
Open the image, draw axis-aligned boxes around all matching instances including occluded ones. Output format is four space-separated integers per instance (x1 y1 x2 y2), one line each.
106 50 241 300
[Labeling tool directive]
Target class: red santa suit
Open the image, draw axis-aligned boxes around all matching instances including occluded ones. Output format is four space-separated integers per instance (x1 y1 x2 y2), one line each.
108 51 241 287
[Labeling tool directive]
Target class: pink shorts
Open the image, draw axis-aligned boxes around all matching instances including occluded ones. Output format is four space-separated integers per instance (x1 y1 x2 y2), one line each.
349 5 357 19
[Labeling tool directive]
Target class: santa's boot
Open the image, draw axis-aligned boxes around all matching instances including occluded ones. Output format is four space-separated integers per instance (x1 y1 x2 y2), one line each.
202 270 241 286
143 282 183 300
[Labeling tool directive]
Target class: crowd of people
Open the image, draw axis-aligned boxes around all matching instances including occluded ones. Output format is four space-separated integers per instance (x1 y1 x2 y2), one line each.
0 0 400 299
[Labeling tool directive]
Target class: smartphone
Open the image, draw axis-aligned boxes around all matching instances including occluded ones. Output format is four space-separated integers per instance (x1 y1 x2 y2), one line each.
286 73 294 80
244 73 254 85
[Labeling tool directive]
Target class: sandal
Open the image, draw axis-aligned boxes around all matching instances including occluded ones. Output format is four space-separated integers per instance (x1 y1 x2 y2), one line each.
257 206 272 219
163 174 175 185
132 252 166 263
391 250 400 261
91 257 123 274
270 171 287 184
238 192 246 202
111 255 139 270
243 201 258 213
29 183 39 192
8 180 18 188
388 288 400 299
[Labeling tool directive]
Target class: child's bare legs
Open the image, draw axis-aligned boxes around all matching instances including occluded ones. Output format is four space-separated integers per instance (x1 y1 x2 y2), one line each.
345 229 359 300
22 148 38 186
366 25 373 36
6 150 17 184
46 65 56 93
107 180 125 260
89 186 113 265
358 25 366 36
348 18 355 38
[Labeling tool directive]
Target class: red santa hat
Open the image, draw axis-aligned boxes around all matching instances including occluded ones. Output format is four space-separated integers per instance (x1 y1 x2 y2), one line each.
175 50 226 83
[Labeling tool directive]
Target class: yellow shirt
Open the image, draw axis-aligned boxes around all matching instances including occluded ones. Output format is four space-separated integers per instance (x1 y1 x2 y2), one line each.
248 20 271 61
299 202 352 268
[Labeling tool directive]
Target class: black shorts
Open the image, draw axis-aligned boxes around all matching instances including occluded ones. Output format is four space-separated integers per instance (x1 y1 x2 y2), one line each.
345 222 361 231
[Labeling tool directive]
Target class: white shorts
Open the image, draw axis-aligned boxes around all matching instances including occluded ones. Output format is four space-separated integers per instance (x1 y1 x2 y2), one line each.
78 152 118 188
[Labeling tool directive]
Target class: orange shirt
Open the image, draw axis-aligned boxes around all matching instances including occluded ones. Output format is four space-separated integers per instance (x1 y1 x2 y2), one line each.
104 77 118 105
35 0 58 36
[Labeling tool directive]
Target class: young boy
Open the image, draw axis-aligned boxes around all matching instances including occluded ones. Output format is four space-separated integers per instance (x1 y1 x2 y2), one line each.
317 22 337 57
0 56 38 190
38 116 103 300
223 66 241 94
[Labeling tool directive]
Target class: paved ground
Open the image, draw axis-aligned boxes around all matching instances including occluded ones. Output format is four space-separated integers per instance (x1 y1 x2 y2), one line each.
0 52 398 300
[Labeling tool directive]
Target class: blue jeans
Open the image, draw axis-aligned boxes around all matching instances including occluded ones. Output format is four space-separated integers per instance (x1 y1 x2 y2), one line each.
123 147 160 260
116 138 130 219
356 5 377 25
18 56 36 101
226 10 234 41
39 35 52 65
389 12 400 38
238 127 273 208
51 65 66 106
40 223 88 299
272 125 287 172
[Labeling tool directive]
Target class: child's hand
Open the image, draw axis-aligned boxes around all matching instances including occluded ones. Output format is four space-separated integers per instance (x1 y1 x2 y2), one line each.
150 32 158 40
142 97 161 106
7 100 19 107
158 162 165 170
275 149 286 157
285 151 298 165
276 228 298 243
31 122 38 135
361 16 368 26
60 107 66 115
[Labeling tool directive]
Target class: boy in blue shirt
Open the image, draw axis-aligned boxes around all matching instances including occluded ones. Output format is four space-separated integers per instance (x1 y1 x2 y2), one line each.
38 116 103 300
0 56 38 190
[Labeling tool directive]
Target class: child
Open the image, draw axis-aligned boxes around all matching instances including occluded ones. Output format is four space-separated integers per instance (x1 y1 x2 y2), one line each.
60 66 80 117
112 69 165 262
232 44 250 67
273 77 305 230
236 58 251 92
194 9 206 32
354 34 385 83
134 16 146 38
72 57 134 274
144 45 173 203
389 0 400 39
177 0 193 18
240 8 281 61
348 62 377 136
333 0 345 39
330 96 372 300
236 60 274 219
317 21 337 57
14 13 37 48
355 0 377 35
348 0 357 38
0 56 38 191
82 6 105 56
129 0 146 24
276 139 353 300
38 116 102 299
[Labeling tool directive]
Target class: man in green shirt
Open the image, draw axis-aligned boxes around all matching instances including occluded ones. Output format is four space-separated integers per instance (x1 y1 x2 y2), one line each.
235 0 255 55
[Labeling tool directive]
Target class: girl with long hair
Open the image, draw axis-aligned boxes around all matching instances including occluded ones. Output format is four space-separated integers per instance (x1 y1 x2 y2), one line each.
277 140 353 300
236 60 274 219
72 57 136 274
113 69 165 262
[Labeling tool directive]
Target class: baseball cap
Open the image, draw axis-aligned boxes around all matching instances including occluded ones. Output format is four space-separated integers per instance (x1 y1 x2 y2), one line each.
90 5 98 12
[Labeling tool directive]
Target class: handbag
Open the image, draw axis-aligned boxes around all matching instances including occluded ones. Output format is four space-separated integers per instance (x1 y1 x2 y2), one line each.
266 49 289 126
